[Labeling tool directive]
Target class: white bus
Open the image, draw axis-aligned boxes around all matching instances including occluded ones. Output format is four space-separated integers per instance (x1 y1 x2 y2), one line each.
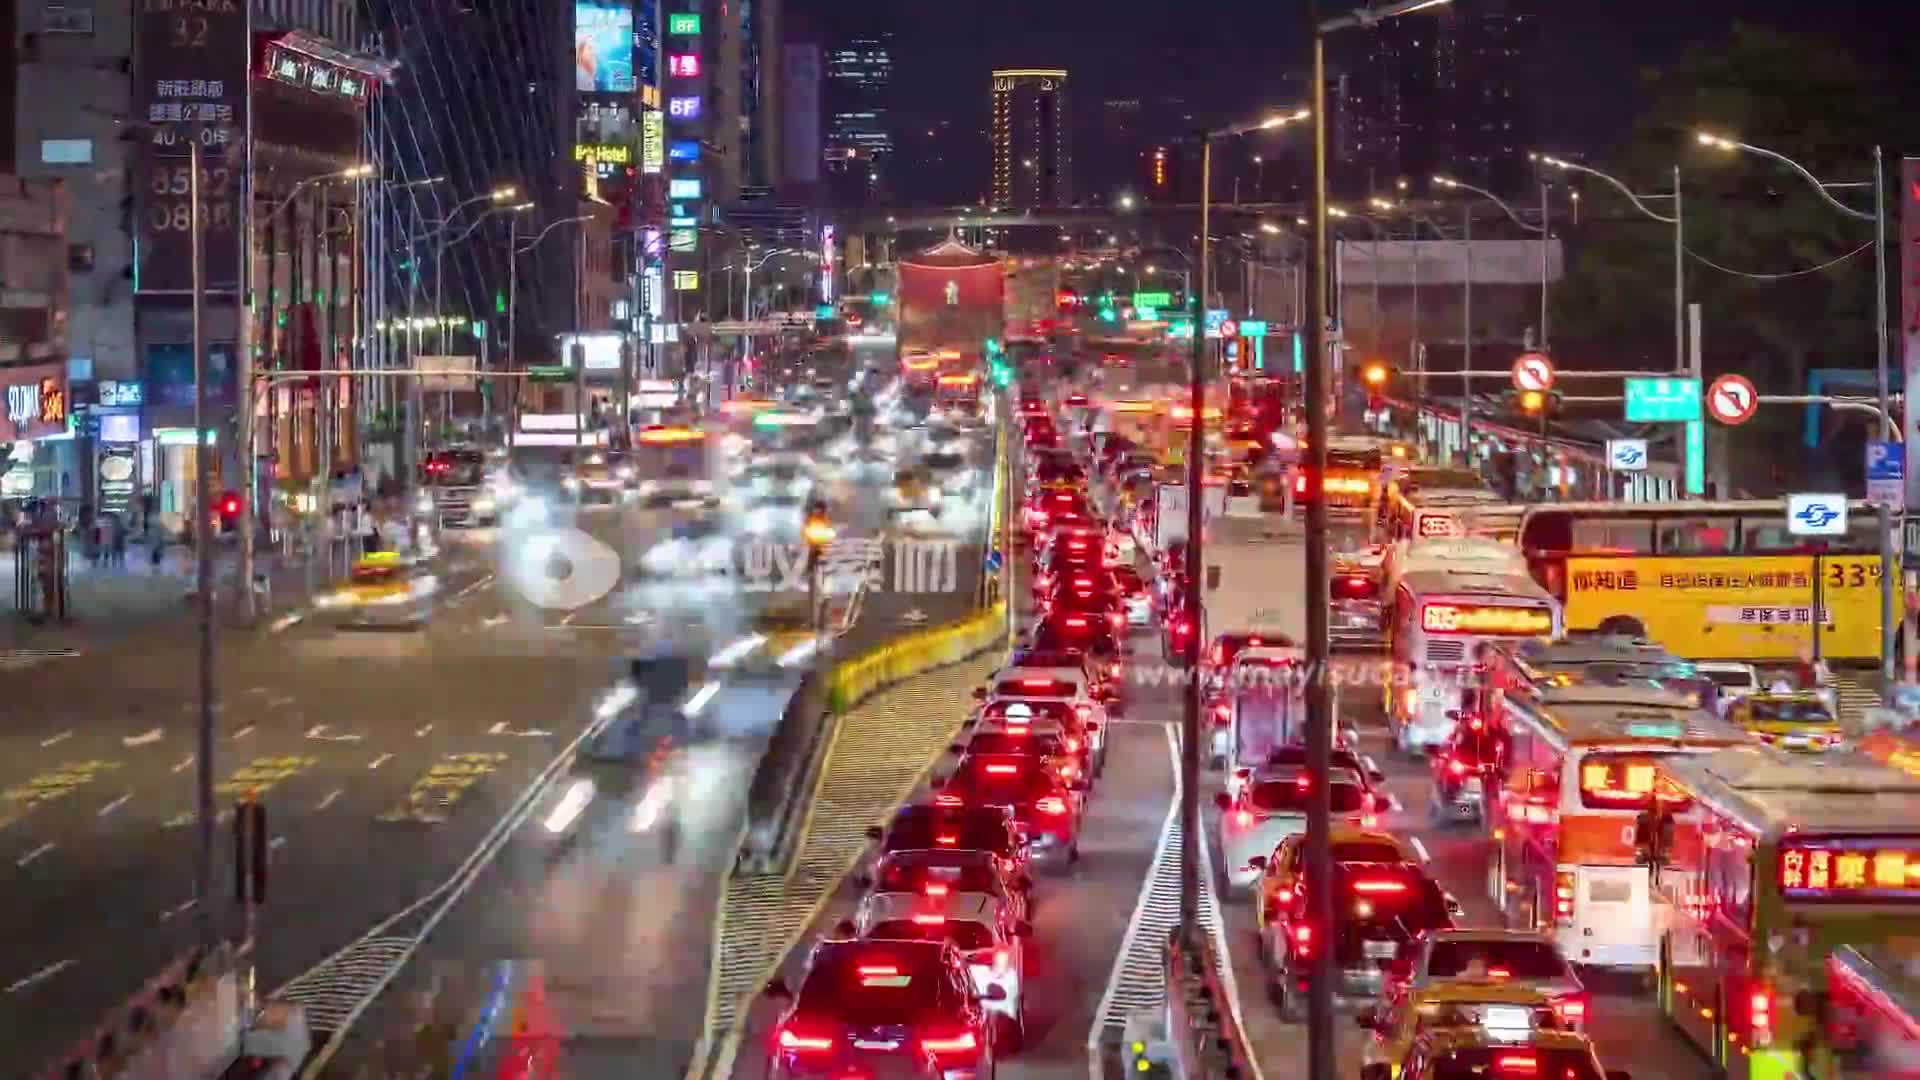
1384 565 1560 756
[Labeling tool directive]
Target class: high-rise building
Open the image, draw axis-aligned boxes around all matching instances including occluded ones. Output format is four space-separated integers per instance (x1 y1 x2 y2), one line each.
823 31 892 203
990 69 1069 209
1339 0 1535 199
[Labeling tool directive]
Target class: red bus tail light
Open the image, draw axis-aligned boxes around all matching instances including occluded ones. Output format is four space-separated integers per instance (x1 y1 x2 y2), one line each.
778 1026 836 1052
920 1031 978 1055
1554 870 1576 925
1036 796 1069 815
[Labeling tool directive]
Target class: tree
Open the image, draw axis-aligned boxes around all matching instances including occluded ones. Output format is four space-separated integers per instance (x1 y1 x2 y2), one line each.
1552 24 1897 396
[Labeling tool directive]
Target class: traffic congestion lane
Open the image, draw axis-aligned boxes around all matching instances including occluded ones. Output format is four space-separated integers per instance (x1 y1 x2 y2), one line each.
0 643 612 1068
1207 703 1711 1080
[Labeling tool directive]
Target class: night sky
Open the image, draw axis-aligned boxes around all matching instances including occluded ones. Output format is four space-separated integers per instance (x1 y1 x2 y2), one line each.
803 0 1920 205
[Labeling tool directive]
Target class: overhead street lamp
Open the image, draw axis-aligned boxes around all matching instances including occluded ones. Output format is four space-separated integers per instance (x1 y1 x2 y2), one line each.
1532 153 1683 379
1367 197 1452 421
507 213 592 447
1305 4 1451 1078
1179 104 1310 952
1432 173 1549 446
1697 130 1894 682
1694 132 1887 440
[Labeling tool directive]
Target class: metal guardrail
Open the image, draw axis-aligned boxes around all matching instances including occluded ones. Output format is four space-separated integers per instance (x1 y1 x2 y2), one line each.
1164 928 1258 1080
739 671 830 875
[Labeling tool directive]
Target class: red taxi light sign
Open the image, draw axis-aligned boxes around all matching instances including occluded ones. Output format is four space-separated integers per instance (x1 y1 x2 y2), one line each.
1416 512 1462 539
1780 838 1920 900
1420 604 1552 636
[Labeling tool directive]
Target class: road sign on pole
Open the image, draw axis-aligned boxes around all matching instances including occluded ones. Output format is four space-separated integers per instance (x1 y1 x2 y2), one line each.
1706 374 1759 425
1868 440 1906 508
1787 493 1849 537
1623 377 1702 422
1512 352 1554 393
1606 439 1648 471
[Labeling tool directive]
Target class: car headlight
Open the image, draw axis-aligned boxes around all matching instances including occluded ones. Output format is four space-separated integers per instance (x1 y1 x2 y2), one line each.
617 465 635 482
472 497 496 513
315 591 351 608
562 477 580 490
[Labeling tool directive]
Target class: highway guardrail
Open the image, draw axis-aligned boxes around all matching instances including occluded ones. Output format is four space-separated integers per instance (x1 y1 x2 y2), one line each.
1164 927 1257 1080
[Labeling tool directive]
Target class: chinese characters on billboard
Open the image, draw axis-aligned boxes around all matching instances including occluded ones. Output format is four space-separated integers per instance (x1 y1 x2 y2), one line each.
574 1 634 93
133 0 249 294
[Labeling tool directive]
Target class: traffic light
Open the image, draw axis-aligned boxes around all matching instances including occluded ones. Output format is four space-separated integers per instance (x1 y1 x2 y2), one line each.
218 491 242 533
1518 389 1547 414
1360 362 1390 389
1508 389 1561 421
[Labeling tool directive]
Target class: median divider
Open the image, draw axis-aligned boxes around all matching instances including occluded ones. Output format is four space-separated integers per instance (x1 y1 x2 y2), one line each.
1164 927 1258 1080
737 600 1010 875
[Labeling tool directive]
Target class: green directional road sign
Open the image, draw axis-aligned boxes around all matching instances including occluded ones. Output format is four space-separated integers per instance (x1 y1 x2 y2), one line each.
1239 320 1269 337
1132 291 1172 309
528 366 572 382
1624 377 1702 422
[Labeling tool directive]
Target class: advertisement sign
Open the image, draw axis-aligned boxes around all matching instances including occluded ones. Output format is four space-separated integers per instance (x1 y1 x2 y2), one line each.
262 41 370 103
97 380 144 408
673 270 699 291
821 225 837 302
668 53 700 78
574 1 633 93
668 96 702 120
667 12 699 34
0 364 70 442
144 342 235 408
641 111 665 174
1903 159 1920 506
557 332 624 371
1868 440 1905 509
668 139 700 163
641 266 663 316
133 0 249 294
98 445 137 515
668 178 702 200
669 229 697 253
416 355 477 390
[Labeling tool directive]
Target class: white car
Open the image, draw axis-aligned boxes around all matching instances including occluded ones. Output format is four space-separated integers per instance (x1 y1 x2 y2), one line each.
980 666 1110 769
1104 529 1137 567
1696 660 1761 716
1216 764 1374 890
845 890 1032 1045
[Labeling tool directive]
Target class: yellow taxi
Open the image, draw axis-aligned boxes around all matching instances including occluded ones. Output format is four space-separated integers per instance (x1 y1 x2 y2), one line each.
1728 691 1843 753
313 551 438 628
1252 828 1424 937
1384 1025 1625 1080
1359 978 1569 1080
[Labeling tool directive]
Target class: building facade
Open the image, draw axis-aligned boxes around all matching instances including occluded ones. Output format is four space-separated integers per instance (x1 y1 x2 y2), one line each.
823 31 891 205
990 69 1069 209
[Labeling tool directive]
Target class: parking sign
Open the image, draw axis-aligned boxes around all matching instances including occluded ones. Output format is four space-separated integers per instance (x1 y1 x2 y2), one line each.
1867 440 1905 509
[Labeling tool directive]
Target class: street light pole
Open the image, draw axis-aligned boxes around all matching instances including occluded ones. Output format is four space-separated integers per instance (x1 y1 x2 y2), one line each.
1181 130 1210 943
1304 24 1335 1080
1532 155 1682 374
189 137 217 948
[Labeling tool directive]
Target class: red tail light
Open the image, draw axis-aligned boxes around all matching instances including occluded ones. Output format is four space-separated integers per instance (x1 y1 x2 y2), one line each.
1234 809 1252 827
1554 870 1575 926
1351 880 1408 895
1294 473 1308 495
1296 774 1311 791
992 948 1010 973
985 763 1020 775
921 1031 978 1055
1065 616 1087 627
1488 967 1511 980
1006 723 1029 735
1292 924 1312 954
1074 704 1092 721
1449 758 1467 776
778 1026 836 1052
924 883 949 896
1036 796 1068 815
1469 717 1484 731
1554 995 1587 1024
912 914 946 925
1109 662 1122 677
1749 987 1773 1042
1494 1053 1538 1075
935 833 958 845
1064 736 1082 752
935 794 963 806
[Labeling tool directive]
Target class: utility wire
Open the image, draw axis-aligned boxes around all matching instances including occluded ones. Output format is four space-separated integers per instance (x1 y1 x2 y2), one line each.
1684 241 1872 280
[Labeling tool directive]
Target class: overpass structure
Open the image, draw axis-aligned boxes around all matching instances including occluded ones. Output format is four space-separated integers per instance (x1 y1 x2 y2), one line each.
836 201 1309 232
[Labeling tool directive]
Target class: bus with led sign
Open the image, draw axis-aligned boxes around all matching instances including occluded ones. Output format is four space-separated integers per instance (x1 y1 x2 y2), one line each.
1385 567 1559 756
1645 745 1920 1079
1487 696 1746 989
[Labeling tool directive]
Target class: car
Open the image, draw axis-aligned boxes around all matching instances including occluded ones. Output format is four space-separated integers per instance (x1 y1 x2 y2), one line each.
1382 929 1588 1032
1109 566 1152 626
976 672 1111 770
841 890 1033 1046
1204 631 1297 694
1391 1027 1627 1080
1217 765 1378 890
1694 660 1760 716
864 804 1031 890
1360 983 1598 1080
860 848 1030 924
1229 743 1385 801
1728 691 1843 752
953 726 1092 789
1038 572 1125 627
312 552 438 628
764 938 1000 1079
1428 715 1505 823
935 753 1087 864
1251 828 1427 936
1025 612 1126 671
1269 860 1459 1021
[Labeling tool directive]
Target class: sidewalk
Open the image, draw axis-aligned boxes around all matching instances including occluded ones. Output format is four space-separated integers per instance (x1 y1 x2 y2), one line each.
0 539 340 647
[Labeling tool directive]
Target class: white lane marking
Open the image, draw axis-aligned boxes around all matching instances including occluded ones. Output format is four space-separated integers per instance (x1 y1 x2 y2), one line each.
268 695 297 708
122 728 165 747
15 842 53 867
6 959 76 994
97 794 132 817
368 753 393 770
480 614 508 629
269 836 287 851
249 687 272 696
487 721 552 737
414 724 433 738
316 790 343 812
232 725 256 741
305 724 363 743
172 755 195 774
268 612 303 633
451 574 494 602
1087 723 1181 1080
160 898 197 922
39 731 71 748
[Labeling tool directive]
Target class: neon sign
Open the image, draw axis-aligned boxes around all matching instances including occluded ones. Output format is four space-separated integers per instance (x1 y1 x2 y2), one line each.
669 53 700 77
1421 604 1553 636
1782 838 1920 901
668 96 701 119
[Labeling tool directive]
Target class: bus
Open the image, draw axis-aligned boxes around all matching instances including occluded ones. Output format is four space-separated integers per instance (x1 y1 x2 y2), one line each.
1383 565 1559 755
934 372 984 418
1297 437 1387 515
1517 499 1891 662
631 425 716 508
1488 691 1748 975
1379 487 1510 545
1649 746 1920 1079
1475 635 1717 717
1826 943 1920 1078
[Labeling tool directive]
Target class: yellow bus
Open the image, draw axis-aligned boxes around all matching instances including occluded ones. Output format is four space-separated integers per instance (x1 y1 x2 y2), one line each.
1516 500 1890 662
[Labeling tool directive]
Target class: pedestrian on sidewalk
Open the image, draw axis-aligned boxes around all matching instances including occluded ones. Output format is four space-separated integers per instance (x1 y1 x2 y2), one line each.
110 515 128 566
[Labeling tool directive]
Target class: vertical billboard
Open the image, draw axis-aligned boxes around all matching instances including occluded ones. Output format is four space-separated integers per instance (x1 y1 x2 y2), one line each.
574 1 634 94
133 0 249 294
1904 159 1920 506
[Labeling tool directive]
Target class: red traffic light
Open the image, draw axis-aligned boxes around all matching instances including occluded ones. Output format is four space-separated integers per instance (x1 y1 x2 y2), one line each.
220 493 241 517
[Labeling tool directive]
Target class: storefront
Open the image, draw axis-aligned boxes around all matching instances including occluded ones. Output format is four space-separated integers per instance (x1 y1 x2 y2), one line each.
0 363 75 503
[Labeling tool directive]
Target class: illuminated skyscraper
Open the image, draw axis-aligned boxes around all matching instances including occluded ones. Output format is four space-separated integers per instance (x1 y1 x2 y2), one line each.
824 30 892 202
991 69 1069 209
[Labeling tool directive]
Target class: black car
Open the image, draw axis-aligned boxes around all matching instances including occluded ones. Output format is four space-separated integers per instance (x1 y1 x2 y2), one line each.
865 803 1032 889
765 938 999 1079
1270 861 1457 1021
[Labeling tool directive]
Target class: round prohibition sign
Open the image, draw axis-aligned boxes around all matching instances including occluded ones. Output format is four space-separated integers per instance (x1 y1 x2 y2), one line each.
1512 352 1554 393
1707 374 1758 425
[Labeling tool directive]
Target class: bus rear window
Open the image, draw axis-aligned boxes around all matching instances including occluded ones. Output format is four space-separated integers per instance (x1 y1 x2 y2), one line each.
1577 753 1674 811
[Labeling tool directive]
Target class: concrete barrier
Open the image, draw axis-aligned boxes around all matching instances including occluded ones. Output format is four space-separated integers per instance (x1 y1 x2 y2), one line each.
37 945 246 1080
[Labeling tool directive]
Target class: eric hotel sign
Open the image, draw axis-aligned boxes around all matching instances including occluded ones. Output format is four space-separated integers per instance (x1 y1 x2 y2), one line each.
0 363 70 441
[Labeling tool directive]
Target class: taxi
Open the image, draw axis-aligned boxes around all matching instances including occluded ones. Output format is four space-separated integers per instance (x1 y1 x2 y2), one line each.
1387 1026 1626 1080
1358 977 1569 1080
1252 827 1425 933
1728 691 1843 753
312 551 438 628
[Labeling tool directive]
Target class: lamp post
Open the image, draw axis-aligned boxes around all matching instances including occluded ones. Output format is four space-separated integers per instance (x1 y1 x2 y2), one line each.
1432 174 1541 456
1327 206 1384 359
1697 132 1893 681
743 247 804 375
432 186 520 353
1309 4 1452 1078
508 214 591 448
1533 154 1683 377
1183 106 1310 946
